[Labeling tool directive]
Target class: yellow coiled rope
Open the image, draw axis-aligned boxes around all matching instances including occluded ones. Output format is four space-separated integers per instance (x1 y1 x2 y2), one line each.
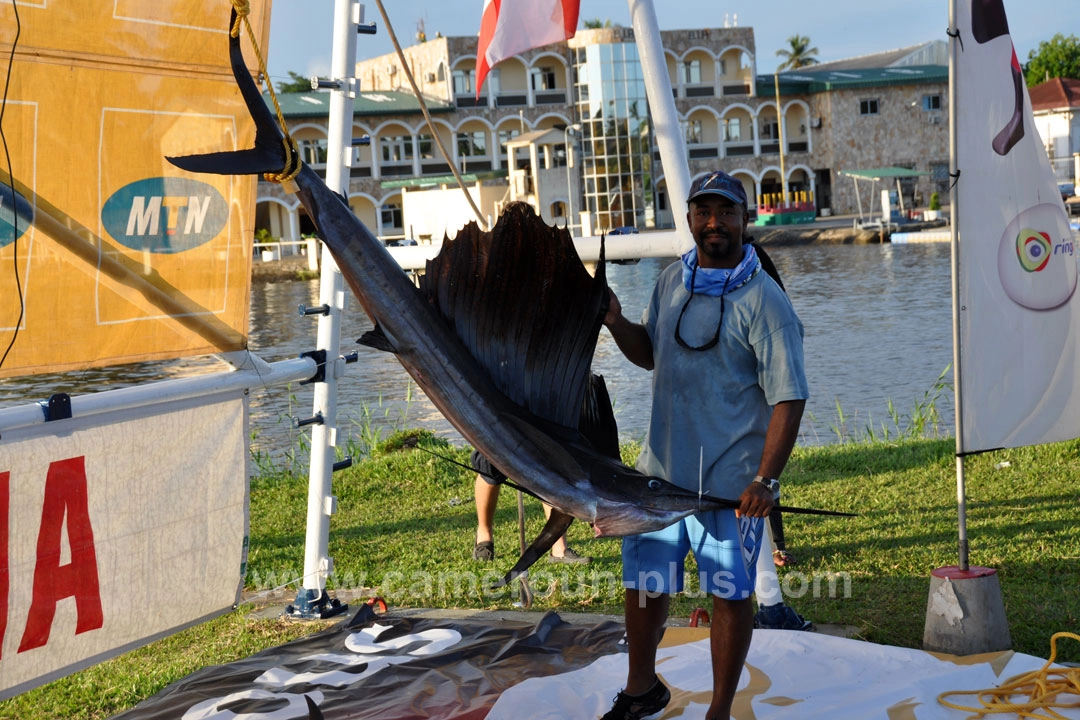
230 0 301 184
938 632 1080 718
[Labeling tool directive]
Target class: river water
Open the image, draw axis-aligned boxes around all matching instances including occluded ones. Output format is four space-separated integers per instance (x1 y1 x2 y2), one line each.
0 242 956 455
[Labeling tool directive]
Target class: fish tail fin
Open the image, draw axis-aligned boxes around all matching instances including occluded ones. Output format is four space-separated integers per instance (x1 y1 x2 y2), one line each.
167 9 291 177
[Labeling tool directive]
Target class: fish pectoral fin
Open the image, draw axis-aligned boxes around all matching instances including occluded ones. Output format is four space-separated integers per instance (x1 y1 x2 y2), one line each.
357 324 396 353
489 509 574 590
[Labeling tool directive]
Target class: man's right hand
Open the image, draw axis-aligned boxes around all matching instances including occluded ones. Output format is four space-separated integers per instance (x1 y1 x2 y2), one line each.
603 288 622 327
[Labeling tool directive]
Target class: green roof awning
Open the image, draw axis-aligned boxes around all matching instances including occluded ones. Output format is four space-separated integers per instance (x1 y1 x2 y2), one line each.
263 90 455 119
380 170 508 189
761 65 949 95
840 167 931 180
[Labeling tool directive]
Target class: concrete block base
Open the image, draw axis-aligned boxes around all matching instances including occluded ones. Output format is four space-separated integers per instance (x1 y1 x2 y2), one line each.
922 565 1011 655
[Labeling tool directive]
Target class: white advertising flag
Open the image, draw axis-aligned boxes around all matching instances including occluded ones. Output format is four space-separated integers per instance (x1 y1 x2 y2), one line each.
956 0 1080 451
0 394 248 699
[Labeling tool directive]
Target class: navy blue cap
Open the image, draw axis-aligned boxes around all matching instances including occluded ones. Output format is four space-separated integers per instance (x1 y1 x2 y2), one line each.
687 171 748 209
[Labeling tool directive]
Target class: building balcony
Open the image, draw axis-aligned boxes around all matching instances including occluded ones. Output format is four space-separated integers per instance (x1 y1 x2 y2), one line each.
687 143 720 159
460 159 493 172
381 163 414 176
495 93 528 107
787 141 809 153
721 82 751 96
759 141 780 155
534 90 567 105
421 161 452 175
724 142 754 156
684 84 715 98
454 94 484 108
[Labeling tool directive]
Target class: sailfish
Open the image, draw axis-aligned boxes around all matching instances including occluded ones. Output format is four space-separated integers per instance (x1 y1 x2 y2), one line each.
168 11 849 586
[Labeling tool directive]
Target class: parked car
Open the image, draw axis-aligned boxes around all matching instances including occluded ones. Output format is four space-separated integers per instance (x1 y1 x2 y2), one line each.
1060 182 1075 203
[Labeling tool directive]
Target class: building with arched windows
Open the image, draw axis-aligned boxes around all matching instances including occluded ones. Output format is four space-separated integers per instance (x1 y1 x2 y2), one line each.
254 28 948 246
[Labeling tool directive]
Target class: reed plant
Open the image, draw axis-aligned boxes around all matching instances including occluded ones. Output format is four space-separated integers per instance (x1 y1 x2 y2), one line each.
814 365 952 445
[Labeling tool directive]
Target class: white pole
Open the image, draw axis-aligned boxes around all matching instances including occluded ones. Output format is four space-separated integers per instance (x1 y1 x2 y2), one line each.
947 0 969 571
627 0 691 252
564 123 580 234
754 522 784 607
292 0 359 618
0 356 316 436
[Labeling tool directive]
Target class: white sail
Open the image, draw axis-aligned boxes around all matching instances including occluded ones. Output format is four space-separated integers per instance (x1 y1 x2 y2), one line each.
956 0 1079 452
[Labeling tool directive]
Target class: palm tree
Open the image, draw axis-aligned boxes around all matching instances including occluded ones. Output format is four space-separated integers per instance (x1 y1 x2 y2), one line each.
775 35 820 71
583 18 614 29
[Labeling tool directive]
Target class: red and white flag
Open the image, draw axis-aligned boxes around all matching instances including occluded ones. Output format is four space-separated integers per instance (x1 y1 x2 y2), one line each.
476 0 580 98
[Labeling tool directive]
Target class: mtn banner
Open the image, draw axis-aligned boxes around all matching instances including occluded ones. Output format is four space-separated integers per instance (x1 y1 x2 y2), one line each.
955 0 1080 451
0 2 272 378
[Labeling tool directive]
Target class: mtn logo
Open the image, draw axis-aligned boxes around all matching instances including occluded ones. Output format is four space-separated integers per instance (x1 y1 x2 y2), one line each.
101 177 228 253
0 184 34 249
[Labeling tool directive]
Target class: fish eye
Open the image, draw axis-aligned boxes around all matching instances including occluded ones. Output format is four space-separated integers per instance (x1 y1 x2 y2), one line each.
647 479 662 490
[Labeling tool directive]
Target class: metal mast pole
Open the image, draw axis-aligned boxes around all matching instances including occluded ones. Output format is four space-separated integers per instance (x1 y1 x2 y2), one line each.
947 0 969 571
289 0 361 618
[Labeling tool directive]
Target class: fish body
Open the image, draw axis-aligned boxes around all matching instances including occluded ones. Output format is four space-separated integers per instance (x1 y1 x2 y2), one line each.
167 13 735 544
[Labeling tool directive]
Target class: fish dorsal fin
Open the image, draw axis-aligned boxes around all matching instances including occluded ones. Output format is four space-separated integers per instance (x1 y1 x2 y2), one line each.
420 203 608 428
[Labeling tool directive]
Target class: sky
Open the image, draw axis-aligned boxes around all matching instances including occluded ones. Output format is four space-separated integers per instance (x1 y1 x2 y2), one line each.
264 0 1078 89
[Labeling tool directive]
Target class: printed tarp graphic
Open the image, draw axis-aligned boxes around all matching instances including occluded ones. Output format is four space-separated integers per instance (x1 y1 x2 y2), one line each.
111 609 1073 720
111 609 626 720
490 627 1074 719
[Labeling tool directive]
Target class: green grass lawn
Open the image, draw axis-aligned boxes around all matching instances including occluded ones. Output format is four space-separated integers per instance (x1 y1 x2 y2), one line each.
3 432 1079 719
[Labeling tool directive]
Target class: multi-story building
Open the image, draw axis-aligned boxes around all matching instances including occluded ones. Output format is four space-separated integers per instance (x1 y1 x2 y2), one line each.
254 26 949 246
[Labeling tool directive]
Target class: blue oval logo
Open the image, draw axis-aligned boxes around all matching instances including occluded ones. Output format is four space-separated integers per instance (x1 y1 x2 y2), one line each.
101 177 228 253
0 183 34 249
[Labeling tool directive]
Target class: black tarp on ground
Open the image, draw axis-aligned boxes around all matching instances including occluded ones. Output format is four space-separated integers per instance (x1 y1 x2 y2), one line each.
111 608 626 719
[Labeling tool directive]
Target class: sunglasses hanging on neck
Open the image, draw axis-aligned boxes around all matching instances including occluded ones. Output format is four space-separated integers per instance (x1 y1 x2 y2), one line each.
674 264 728 351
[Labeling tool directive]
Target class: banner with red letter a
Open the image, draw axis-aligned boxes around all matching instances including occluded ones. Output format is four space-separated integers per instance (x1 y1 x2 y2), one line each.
0 393 248 699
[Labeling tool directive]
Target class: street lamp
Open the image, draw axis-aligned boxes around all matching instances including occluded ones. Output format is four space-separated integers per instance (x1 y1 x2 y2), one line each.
564 123 582 234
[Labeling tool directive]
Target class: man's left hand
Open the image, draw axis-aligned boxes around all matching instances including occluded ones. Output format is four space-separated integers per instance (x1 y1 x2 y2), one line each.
735 480 775 518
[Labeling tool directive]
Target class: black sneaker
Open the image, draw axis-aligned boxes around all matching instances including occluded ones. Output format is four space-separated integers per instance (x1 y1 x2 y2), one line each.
754 603 813 630
548 547 592 564
600 677 670 720
472 541 494 561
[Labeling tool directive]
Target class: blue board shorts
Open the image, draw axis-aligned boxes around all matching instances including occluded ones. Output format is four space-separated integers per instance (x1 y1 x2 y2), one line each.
622 510 764 600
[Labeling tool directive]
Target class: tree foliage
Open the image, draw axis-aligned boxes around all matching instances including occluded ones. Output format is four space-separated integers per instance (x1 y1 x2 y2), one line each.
583 18 615 29
276 71 314 94
776 35 820 72
1023 33 1080 87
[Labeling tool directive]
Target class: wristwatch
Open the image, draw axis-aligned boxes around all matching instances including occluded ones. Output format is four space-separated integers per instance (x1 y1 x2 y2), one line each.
753 475 780 494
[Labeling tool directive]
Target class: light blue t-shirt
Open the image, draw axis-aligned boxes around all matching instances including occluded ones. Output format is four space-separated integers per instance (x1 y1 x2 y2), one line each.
637 259 809 500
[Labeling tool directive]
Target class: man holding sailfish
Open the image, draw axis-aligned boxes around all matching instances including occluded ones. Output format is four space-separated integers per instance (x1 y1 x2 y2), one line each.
166 18 836 717
599 171 808 720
